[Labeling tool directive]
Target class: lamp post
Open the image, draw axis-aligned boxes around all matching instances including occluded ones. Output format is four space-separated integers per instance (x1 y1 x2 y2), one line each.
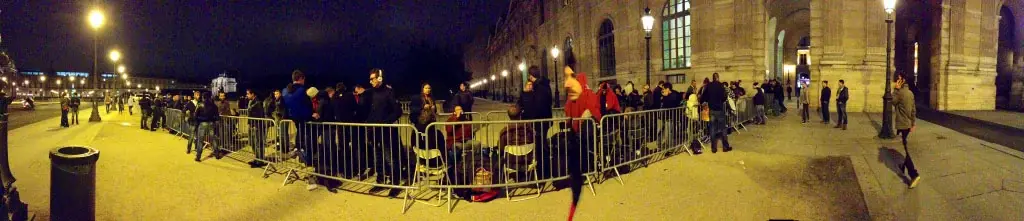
118 65 126 97
490 75 497 100
550 47 561 107
501 70 509 102
642 7 655 86
879 0 897 139
518 61 526 101
87 8 105 122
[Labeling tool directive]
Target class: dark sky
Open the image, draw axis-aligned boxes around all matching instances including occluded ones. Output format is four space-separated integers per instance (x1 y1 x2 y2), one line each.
1 0 505 85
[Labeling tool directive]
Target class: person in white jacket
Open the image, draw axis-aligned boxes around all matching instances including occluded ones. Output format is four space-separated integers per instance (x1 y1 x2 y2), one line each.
128 95 137 115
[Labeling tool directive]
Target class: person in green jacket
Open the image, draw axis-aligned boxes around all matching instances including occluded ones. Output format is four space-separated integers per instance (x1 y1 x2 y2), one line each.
892 74 920 189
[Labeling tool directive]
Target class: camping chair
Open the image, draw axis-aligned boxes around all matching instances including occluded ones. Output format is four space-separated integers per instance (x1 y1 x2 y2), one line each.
503 143 542 201
405 146 453 213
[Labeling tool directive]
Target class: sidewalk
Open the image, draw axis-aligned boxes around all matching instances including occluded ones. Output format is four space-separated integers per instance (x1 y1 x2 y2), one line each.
6 100 1024 220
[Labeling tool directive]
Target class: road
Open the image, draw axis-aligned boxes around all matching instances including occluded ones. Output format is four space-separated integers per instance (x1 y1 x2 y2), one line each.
5 101 95 130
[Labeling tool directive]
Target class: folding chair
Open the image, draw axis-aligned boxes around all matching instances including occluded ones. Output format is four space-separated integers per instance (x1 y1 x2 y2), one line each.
404 147 453 213
503 143 542 201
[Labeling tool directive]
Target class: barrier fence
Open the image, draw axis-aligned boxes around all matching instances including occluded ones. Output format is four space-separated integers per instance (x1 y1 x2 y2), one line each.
158 97 757 213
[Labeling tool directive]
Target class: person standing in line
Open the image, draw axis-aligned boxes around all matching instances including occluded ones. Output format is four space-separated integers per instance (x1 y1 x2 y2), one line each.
362 68 404 195
524 65 553 159
139 94 153 130
452 82 475 114
835 79 850 130
774 80 786 113
787 84 793 101
892 74 920 188
698 73 732 153
686 79 697 97
151 93 166 131
281 70 318 190
59 93 70 128
752 82 766 125
330 82 357 178
245 89 268 168
193 92 223 162
409 82 436 130
641 84 656 111
820 80 832 124
69 93 81 125
800 82 811 124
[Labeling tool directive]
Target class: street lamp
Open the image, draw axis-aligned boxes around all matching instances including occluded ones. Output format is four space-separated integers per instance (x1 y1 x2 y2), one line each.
490 75 497 100
518 61 526 101
642 7 655 86
117 65 126 74
879 0 897 139
501 70 509 102
88 8 106 122
109 50 121 63
551 46 561 107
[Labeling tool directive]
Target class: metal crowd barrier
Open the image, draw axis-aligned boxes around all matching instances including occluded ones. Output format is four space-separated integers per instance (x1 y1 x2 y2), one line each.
153 98 760 213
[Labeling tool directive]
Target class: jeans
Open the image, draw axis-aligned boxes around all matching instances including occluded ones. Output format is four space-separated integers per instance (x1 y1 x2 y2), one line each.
70 107 79 124
187 123 198 152
277 121 291 153
820 101 830 123
150 111 163 129
755 105 766 123
60 109 69 127
194 122 216 160
710 111 731 150
249 122 268 161
141 110 150 128
836 102 848 125
801 104 810 122
898 129 918 178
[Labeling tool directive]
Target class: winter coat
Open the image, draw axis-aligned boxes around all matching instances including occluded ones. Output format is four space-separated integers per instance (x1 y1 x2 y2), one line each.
800 87 810 105
409 93 436 126
527 77 553 119
753 88 766 106
247 97 266 118
445 114 473 147
452 90 475 113
699 81 728 111
364 85 402 124
195 99 220 123
820 86 832 102
893 86 916 130
564 73 601 132
837 86 849 103
313 91 334 122
661 91 683 109
216 99 231 116
283 83 313 122
331 93 357 123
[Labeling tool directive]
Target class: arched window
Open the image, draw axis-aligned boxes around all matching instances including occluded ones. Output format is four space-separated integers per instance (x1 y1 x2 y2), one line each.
663 0 691 69
598 19 616 77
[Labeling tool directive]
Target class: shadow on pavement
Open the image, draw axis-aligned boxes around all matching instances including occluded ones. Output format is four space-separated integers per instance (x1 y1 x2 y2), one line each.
877 147 908 184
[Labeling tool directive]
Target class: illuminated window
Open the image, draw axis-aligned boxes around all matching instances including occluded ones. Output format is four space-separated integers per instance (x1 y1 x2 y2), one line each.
598 20 616 77
662 0 691 69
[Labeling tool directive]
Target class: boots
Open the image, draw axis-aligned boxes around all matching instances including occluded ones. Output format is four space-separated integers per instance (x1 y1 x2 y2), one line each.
834 124 842 128
842 124 847 130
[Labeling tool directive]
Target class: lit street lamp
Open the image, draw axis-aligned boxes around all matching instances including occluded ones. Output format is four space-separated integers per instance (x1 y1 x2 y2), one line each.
642 7 655 86
518 61 526 101
88 8 106 122
550 46 561 107
501 70 509 102
879 0 897 139
490 75 497 100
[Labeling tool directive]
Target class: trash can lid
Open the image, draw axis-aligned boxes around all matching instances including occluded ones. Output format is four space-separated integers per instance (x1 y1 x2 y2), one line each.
49 146 100 165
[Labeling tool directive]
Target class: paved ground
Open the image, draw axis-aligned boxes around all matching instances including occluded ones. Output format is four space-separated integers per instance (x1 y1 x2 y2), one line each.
5 102 94 130
7 98 1024 220
946 110 1024 130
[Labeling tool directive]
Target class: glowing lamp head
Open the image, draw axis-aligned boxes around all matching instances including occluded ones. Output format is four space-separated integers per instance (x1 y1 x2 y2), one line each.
88 9 106 30
550 47 560 59
884 0 897 14
641 8 655 33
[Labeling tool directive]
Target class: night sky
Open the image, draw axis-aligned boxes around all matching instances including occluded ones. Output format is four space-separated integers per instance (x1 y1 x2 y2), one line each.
1 0 506 93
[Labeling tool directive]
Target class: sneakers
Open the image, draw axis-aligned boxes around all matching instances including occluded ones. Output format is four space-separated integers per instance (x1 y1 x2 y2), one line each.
909 176 921 189
247 160 267 168
307 178 319 191
723 147 733 152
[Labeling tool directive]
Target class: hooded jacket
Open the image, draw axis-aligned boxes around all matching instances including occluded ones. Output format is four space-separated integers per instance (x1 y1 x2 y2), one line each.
452 90 475 113
283 83 313 122
528 77 553 119
564 73 602 132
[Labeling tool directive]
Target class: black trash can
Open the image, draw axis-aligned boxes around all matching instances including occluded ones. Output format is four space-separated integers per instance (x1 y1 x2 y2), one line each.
49 146 100 221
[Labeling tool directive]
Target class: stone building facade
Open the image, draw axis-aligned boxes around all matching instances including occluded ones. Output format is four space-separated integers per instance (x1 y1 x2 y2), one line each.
468 0 1024 112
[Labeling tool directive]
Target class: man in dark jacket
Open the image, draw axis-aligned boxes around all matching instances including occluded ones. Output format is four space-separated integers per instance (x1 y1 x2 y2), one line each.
353 85 370 122
139 94 153 130
150 93 166 131
517 82 537 118
699 73 732 153
69 93 81 125
313 87 339 187
452 82 475 113
245 89 269 168
330 83 358 178
363 69 404 190
774 80 786 113
642 84 657 110
820 80 832 124
525 66 553 120
193 92 223 162
835 79 849 130
661 83 682 108
752 83 767 124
